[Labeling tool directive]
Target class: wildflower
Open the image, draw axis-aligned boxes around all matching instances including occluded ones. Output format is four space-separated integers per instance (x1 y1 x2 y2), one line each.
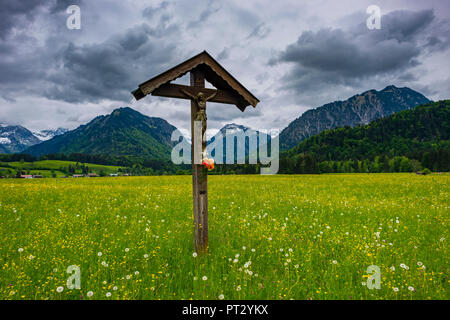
125 248 129 252
202 276 207 281
135 271 139 275
144 254 149 259
408 286 415 291
194 276 198 281
192 252 197 258
18 248 23 253
251 248 255 252
56 286 64 293
126 275 131 280
219 294 224 300
332 260 338 265
233 259 238 263
235 254 240 258
390 266 395 271
113 286 118 291
106 292 111 297
242 246 246 250
268 237 272 241
87 291 93 297
393 287 399 292
236 285 241 291
417 261 423 267
97 252 102 257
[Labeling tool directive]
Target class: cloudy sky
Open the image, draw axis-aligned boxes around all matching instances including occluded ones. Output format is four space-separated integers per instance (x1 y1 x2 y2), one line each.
0 0 449 136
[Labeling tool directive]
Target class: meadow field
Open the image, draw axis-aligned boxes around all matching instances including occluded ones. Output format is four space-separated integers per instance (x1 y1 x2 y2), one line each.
0 174 448 300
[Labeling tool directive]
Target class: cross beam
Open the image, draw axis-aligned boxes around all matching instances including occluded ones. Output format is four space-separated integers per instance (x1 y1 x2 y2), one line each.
151 83 244 107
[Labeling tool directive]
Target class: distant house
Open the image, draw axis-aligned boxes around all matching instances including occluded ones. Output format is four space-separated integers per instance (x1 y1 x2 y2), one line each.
86 173 99 177
32 175 43 178
20 175 33 179
109 173 118 177
72 174 84 178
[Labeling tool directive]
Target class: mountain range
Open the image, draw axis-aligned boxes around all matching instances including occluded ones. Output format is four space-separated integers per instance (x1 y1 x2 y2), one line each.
0 85 438 160
0 125 68 154
25 107 177 159
279 85 431 150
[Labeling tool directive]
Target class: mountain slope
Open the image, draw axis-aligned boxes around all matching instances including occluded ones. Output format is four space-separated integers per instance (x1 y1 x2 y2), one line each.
25 107 177 158
285 100 449 162
280 85 431 150
0 125 41 153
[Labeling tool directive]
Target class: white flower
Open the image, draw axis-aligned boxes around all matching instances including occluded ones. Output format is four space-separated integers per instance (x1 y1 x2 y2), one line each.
87 291 93 297
390 266 395 271
28 255 34 260
248 270 253 276
268 237 272 241
124 248 129 252
408 286 415 291
332 260 338 264
288 248 293 252
235 254 240 258
192 252 198 258
294 264 299 269
417 261 423 267
280 248 284 252
97 252 102 256
242 246 246 250
202 276 207 281
193 276 198 281
233 259 238 263
135 271 139 275
18 248 23 253
251 248 255 252
106 292 111 297
393 287 399 292
56 286 64 293
362 282 366 286
126 275 131 280
113 286 118 291
236 285 241 291
144 254 149 259
218 294 224 300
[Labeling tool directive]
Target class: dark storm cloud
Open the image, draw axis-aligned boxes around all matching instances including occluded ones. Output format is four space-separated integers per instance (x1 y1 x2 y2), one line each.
0 0 81 38
272 9 448 104
44 23 179 103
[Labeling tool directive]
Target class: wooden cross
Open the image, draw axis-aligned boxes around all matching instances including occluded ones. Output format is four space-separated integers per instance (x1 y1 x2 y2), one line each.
132 51 259 254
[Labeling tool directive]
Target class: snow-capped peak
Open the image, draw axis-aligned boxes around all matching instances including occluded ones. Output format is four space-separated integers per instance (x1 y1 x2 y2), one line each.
32 128 68 141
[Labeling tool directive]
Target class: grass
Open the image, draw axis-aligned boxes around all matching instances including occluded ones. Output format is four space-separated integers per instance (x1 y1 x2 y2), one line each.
0 173 448 300
0 160 123 177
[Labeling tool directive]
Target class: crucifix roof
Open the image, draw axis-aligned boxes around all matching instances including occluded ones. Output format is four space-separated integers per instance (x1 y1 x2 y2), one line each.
131 51 259 111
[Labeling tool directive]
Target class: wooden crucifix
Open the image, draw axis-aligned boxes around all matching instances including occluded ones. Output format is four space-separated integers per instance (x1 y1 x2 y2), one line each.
132 51 259 254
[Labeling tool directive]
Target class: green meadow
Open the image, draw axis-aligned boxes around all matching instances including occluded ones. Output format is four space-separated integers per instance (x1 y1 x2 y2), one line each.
0 174 448 300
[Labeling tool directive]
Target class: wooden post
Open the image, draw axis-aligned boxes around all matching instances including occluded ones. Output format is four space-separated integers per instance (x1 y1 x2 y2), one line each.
190 69 208 253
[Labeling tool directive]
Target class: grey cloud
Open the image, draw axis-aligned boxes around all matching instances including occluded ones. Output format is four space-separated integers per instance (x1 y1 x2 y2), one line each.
187 0 221 29
217 47 229 60
247 23 271 40
0 0 82 38
272 9 446 105
43 23 179 103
